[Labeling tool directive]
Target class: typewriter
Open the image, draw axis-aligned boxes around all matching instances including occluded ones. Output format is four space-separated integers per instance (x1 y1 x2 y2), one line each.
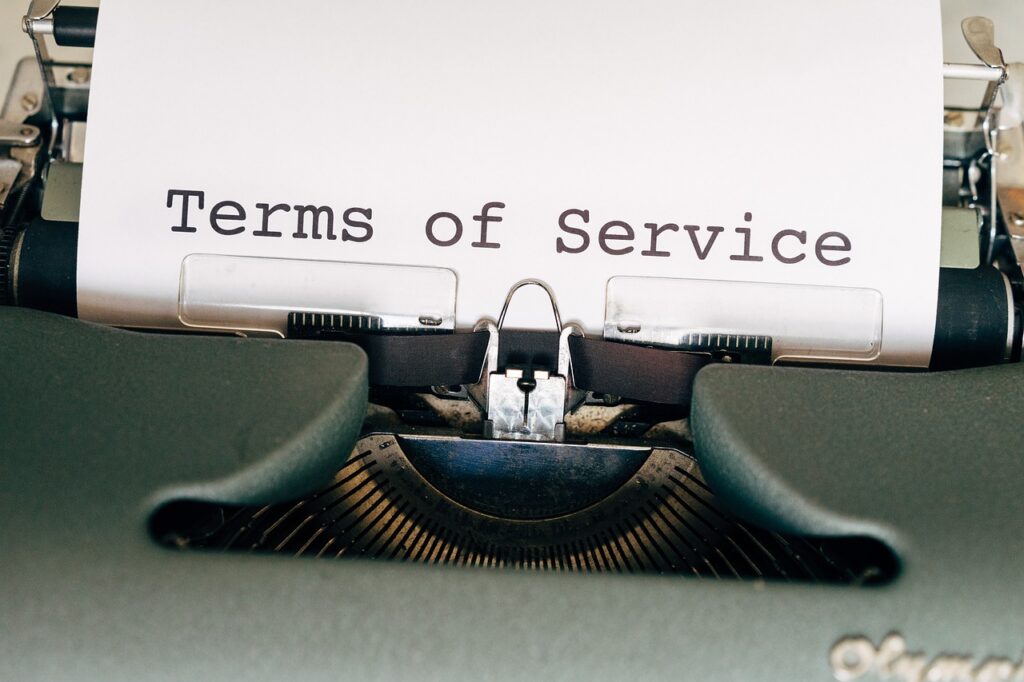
4 3 1024 681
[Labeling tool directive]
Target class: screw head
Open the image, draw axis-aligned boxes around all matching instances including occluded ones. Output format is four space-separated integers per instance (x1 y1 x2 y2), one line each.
516 376 537 394
20 92 39 112
67 68 90 85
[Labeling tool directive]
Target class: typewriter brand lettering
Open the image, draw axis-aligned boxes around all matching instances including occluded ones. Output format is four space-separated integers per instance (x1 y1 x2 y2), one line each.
830 633 1024 682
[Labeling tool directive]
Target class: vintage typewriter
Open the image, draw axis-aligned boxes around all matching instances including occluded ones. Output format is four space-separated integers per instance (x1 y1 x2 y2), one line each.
4 3 1024 681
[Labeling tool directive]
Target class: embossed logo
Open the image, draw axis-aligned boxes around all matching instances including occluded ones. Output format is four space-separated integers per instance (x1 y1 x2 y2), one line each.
831 633 1024 681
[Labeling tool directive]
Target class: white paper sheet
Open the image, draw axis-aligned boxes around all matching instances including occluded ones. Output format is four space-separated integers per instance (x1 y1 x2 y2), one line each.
78 0 943 366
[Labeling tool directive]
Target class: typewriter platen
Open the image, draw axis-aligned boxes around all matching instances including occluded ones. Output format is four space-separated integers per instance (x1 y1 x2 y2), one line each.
4 3 1024 681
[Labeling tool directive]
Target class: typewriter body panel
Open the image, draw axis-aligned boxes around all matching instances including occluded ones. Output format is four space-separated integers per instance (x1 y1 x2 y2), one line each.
4 3 1024 681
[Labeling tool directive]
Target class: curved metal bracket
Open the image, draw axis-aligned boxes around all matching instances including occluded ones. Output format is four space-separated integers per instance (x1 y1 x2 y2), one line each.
23 0 59 35
962 17 1005 70
961 17 1007 114
496 278 562 331
469 280 584 442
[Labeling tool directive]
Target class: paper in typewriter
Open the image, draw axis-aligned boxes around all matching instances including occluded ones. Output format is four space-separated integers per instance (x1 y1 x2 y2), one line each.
78 0 943 366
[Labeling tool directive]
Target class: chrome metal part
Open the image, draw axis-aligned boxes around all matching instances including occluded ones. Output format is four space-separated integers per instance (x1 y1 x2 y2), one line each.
25 0 59 22
178 255 458 336
466 319 499 412
939 207 982 269
963 17 1005 71
23 0 92 135
23 0 58 126
559 324 587 412
0 58 47 214
961 17 1007 113
0 60 43 147
39 160 81 221
25 18 53 36
942 81 997 254
605 277 882 365
60 119 85 163
0 122 39 146
51 65 90 89
0 159 22 207
995 64 1024 270
1 58 45 123
943 18 1024 271
1003 272 1015 362
485 368 566 441
473 280 583 442
943 63 1003 82
497 279 562 330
